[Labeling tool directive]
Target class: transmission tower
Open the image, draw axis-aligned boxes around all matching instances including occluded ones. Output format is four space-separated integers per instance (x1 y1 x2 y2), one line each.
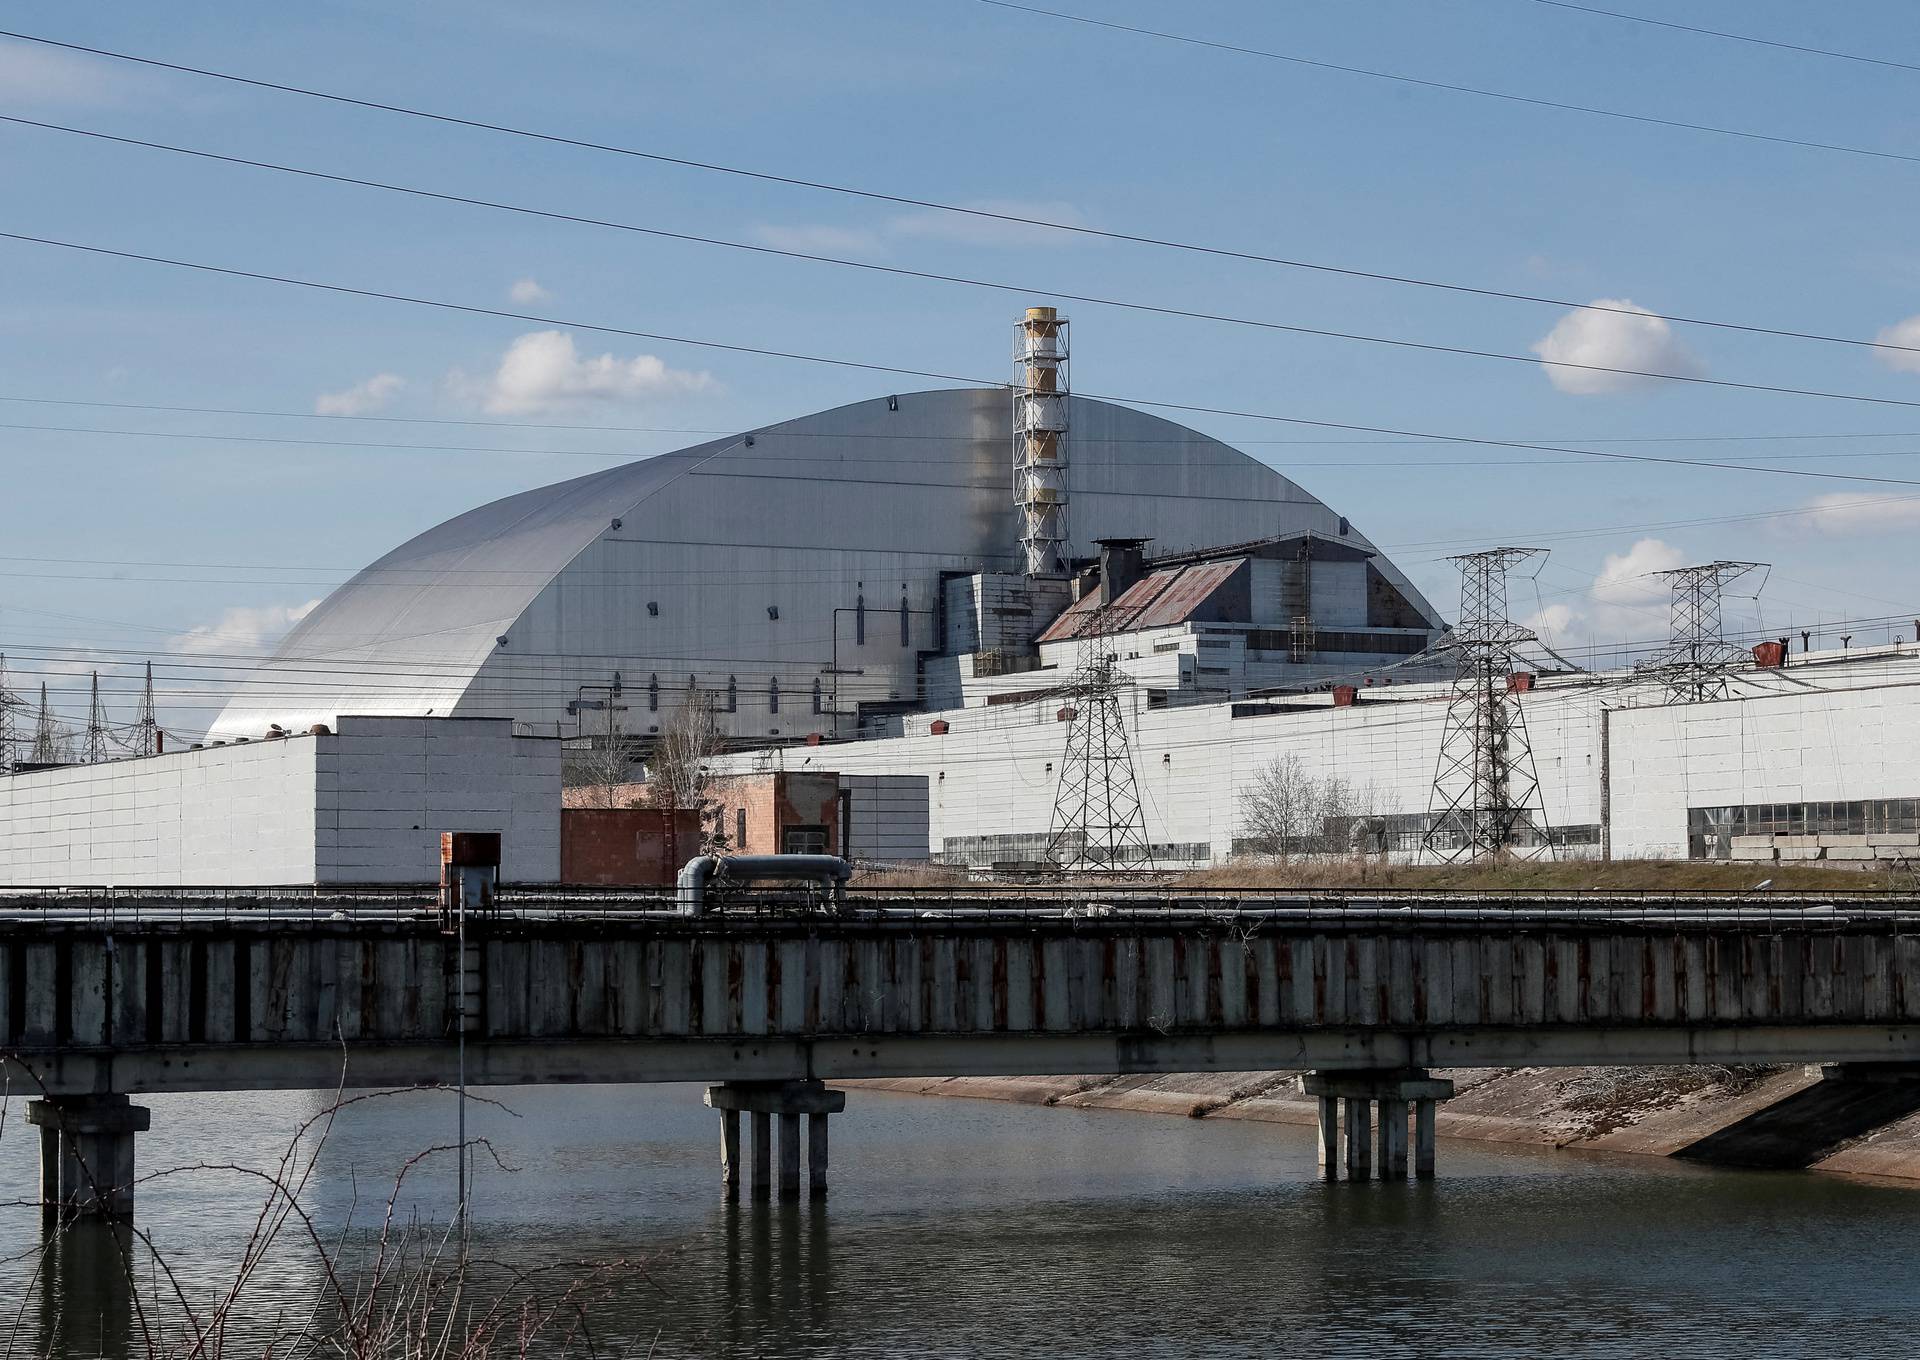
1045 611 1154 872
1636 561 1767 703
84 670 108 765
29 683 59 766
1423 547 1554 863
131 661 161 756
0 654 19 774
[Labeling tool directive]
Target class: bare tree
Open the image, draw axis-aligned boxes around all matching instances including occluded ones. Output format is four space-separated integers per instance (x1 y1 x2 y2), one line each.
560 703 636 807
644 693 727 822
1238 753 1315 858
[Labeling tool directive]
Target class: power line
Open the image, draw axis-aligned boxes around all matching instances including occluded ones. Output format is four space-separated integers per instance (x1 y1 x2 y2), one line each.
969 0 1920 168
11 229 1920 493
11 393 1920 449
1522 1 1920 76
8 111 1917 363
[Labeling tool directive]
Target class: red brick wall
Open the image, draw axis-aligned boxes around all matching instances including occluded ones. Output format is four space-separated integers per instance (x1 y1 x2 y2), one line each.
560 808 702 884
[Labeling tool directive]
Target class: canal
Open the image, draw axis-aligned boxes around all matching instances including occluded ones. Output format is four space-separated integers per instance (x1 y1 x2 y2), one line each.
5 1082 1919 1357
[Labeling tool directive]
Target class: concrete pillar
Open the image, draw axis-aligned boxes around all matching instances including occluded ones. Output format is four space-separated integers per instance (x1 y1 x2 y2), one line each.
750 1112 772 1202
705 1081 847 1201
1316 1096 1341 1181
1305 1071 1453 1185
27 1095 151 1220
1344 1098 1372 1182
718 1108 741 1201
1378 1098 1409 1180
808 1112 829 1199
778 1112 802 1201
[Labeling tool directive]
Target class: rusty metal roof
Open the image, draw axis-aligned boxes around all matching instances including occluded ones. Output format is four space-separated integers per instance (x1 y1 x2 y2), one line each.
1038 558 1245 642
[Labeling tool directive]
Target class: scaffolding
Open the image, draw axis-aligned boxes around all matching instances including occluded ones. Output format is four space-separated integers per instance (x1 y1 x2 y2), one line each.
1423 547 1553 863
1012 307 1070 578
1637 561 1767 703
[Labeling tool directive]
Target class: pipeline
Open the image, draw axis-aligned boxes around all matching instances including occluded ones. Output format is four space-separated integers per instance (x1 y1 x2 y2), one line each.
675 854 853 915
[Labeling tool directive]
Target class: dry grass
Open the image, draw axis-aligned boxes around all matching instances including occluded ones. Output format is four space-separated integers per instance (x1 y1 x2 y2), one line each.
1185 857 1916 893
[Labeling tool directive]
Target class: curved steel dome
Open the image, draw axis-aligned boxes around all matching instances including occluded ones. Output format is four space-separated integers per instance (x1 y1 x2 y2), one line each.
209 389 1442 741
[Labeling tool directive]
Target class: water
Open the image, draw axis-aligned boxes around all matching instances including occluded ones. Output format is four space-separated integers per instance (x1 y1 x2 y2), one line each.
4 1082 1919 1357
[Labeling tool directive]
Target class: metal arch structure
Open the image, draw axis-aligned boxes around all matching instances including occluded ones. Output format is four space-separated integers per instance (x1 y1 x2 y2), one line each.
1045 609 1154 872
207 389 1447 745
1636 560 1768 704
1422 548 1553 864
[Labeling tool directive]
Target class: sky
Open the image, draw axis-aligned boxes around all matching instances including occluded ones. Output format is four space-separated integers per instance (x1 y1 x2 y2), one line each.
3 0 1920 740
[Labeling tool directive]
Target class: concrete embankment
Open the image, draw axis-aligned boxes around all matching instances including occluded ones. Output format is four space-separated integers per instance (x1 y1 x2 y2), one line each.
843 1067 1920 1183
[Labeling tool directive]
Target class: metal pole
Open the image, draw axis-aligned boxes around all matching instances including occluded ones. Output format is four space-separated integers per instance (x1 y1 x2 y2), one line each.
456 889 468 1236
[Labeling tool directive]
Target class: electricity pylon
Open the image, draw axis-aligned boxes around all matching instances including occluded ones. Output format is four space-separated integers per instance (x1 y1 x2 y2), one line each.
131 661 161 756
1423 547 1553 863
29 683 59 765
0 654 18 773
84 671 108 764
1636 561 1767 703
1046 610 1154 872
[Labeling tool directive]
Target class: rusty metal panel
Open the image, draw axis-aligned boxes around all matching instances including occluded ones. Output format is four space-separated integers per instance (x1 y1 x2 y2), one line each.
1741 937 1769 1022
1040 939 1071 1032
575 942 609 1036
776 940 808 1033
966 939 994 1031
1110 936 1140 1029
999 939 1030 1031
736 941 766 1036
891 936 920 1032
67 943 107 1047
1420 939 1451 1027
1253 937 1279 1027
1450 938 1479 1025
1315 936 1343 1025
1706 936 1739 1023
1480 937 1512 1025
1145 938 1176 1029
1219 939 1248 1027
1677 937 1709 1021
695 941 726 1036
1897 937 1920 1020
1838 936 1868 1020
159 942 192 1044
1582 937 1610 1022
1546 938 1577 1024
1611 936 1647 1024
1285 938 1315 1025
110 939 146 1047
204 939 238 1044
1512 937 1543 1024
245 941 273 1042
1180 937 1209 1027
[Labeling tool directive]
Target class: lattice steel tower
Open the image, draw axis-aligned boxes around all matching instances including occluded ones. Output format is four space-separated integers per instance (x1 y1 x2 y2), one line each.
131 661 161 756
1423 547 1553 863
29 683 58 766
84 670 108 765
0 654 18 774
1013 306 1070 577
1637 561 1766 703
1046 612 1154 872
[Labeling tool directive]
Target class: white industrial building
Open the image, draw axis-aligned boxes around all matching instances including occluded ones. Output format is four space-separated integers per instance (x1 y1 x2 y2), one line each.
0 718 560 886
716 643 1920 870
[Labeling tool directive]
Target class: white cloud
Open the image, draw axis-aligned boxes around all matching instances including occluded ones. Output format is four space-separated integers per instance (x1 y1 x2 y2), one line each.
751 224 885 255
314 372 404 416
1795 491 1920 536
509 277 552 305
1872 315 1920 375
1531 299 1705 395
752 199 1091 258
886 199 1090 248
170 599 322 657
1524 537 1687 645
459 330 715 416
0 41 126 106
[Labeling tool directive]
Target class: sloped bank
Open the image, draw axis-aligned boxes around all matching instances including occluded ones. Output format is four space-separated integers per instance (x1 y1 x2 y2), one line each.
842 1066 1920 1183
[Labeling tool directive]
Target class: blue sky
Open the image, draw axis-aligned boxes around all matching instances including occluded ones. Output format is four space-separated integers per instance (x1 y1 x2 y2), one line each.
3 0 1920 737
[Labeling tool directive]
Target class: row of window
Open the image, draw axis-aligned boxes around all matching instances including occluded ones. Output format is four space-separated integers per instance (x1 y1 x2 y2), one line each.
1688 798 1920 858
627 675 825 715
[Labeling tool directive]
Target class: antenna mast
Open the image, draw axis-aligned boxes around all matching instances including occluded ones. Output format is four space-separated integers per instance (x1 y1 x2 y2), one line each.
1423 547 1553 863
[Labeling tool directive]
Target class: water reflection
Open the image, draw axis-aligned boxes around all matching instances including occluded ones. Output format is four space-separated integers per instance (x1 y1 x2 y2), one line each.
6 1084 1920 1359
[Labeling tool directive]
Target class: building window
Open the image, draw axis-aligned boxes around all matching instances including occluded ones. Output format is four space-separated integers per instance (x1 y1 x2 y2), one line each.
726 675 737 713
782 825 828 855
812 678 823 715
736 807 747 849
899 595 910 647
769 678 780 713
647 674 659 712
855 593 866 646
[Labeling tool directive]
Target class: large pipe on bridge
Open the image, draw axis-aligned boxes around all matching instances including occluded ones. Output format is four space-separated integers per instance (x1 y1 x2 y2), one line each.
675 854 853 915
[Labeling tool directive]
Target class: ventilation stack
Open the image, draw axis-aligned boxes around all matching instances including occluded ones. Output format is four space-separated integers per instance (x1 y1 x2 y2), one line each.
1013 306 1069 577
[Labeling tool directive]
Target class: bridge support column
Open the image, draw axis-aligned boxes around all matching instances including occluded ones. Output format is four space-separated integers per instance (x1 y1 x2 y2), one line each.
27 1095 151 1221
705 1080 846 1202
1304 1072 1454 1182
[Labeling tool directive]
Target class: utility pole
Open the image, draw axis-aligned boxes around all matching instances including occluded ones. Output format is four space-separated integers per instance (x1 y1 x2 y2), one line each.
84 671 108 765
131 661 161 756
29 683 59 766
0 654 18 774
1637 561 1767 703
1045 610 1154 872
1423 547 1553 863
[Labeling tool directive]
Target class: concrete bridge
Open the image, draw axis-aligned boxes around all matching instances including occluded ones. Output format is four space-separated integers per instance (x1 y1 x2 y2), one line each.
7 888 1920 1216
